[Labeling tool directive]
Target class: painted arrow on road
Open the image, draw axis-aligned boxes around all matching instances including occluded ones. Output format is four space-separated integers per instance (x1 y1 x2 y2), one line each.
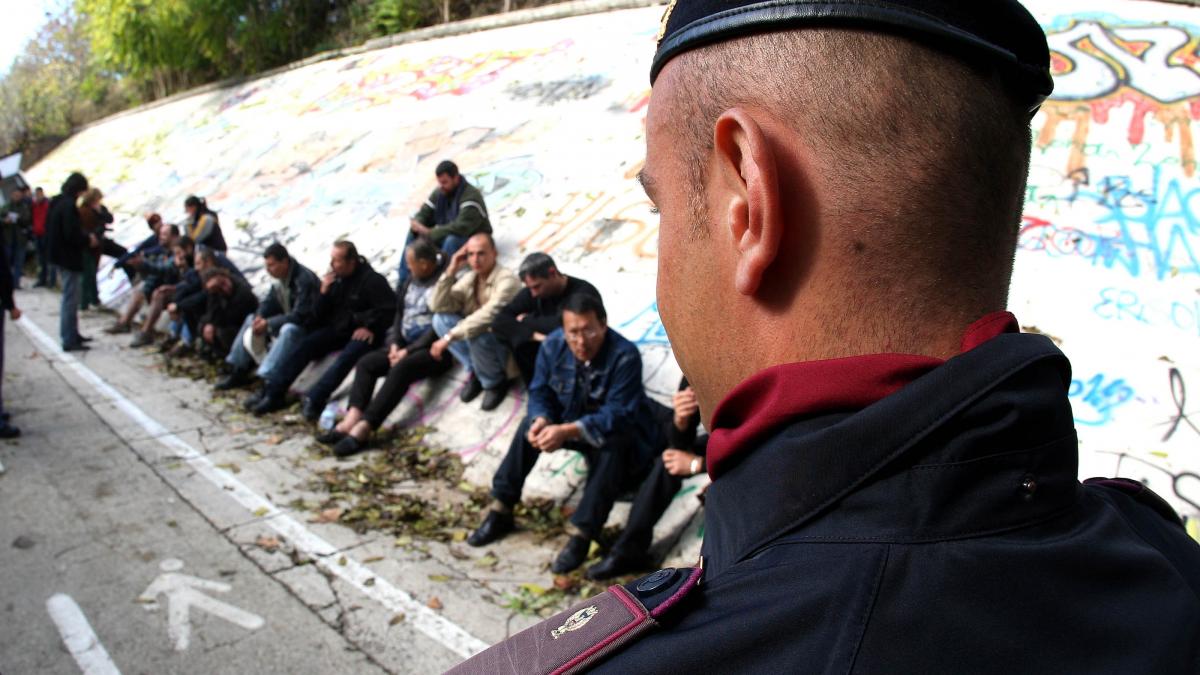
138 559 265 651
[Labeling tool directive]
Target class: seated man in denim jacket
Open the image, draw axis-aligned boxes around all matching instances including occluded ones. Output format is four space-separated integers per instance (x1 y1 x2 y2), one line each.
468 291 661 574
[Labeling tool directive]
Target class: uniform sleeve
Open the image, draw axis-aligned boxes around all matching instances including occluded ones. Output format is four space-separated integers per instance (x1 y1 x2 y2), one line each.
445 270 520 342
575 346 645 449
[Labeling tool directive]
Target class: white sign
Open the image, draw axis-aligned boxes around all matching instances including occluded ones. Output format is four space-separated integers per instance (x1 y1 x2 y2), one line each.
138 559 265 651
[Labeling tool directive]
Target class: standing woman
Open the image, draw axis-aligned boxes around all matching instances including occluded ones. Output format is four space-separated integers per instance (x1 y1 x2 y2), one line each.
183 196 227 252
77 188 110 310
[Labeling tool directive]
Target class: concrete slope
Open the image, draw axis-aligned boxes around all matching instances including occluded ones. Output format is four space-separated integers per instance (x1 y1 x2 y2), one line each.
24 0 1200 543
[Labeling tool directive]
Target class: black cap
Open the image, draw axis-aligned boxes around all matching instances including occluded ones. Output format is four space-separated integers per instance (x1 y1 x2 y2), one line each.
651 0 1054 112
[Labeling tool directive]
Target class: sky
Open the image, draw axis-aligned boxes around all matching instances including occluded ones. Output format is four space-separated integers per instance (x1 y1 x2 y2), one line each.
0 0 70 76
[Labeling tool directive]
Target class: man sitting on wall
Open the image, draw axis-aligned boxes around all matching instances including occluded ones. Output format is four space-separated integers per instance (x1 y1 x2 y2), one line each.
428 232 521 410
130 236 195 348
491 252 599 393
248 241 394 417
467 292 662 574
399 160 491 284
107 223 181 335
218 243 320 392
198 268 258 358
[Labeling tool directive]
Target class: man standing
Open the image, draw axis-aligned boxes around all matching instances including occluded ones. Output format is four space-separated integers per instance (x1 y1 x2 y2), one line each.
449 1 1200 673
219 243 320 392
399 160 491 284
3 188 31 289
428 233 521 410
30 187 53 288
491 252 599 388
467 292 661 574
46 172 91 351
249 241 393 417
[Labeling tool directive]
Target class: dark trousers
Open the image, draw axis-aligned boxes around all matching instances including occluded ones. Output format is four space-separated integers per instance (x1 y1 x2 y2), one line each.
349 346 454 428
492 417 650 539
99 239 132 283
510 340 541 385
610 460 684 559
304 335 377 406
34 236 55 286
266 326 349 397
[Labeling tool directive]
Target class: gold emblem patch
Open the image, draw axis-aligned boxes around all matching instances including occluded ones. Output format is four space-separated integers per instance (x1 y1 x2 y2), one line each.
551 605 599 640
657 0 679 44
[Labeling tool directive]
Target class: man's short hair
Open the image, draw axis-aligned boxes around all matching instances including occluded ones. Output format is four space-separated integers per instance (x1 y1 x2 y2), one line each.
333 240 358 260
469 232 496 251
518 252 558 280
201 267 231 283
175 236 196 252
435 160 459 178
165 224 181 237
263 242 288 261
562 292 606 324
195 245 217 266
407 237 440 264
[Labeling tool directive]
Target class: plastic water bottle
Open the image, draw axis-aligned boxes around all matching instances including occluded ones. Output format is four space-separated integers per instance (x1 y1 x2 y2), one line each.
318 402 338 431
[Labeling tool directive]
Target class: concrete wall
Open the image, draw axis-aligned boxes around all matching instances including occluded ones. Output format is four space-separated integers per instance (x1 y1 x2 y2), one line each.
25 0 1200 554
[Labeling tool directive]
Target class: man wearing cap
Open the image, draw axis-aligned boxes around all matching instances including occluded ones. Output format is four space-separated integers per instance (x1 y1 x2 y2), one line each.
448 1 1200 673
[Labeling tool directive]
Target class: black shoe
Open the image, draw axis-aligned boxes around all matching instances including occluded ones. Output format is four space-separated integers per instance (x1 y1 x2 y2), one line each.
242 387 267 411
0 424 21 439
62 343 90 353
251 391 288 416
332 435 365 458
480 380 511 412
301 397 323 423
459 374 484 403
78 335 94 343
216 369 253 391
586 551 653 581
551 535 592 574
316 430 348 446
467 510 514 547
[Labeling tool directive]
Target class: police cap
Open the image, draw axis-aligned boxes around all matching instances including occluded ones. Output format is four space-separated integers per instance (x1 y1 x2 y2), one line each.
650 0 1054 112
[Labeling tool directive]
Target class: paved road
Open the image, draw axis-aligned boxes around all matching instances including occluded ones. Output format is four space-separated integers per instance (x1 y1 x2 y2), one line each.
0 291 487 674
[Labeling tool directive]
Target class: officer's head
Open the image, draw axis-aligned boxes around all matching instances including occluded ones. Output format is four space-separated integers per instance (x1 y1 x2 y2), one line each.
561 293 608 363
643 0 1050 420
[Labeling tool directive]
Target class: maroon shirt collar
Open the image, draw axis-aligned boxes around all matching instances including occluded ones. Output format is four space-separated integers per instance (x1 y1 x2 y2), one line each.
705 312 1020 479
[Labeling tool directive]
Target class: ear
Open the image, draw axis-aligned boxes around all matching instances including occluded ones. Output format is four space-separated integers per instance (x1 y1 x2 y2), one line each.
712 108 783 296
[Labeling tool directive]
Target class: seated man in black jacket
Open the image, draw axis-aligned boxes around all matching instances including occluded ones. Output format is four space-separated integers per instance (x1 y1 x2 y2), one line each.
131 236 195 348
491 253 599 388
317 238 452 457
162 244 247 355
198 268 258 357
220 243 320 391
249 240 395 417
588 378 707 580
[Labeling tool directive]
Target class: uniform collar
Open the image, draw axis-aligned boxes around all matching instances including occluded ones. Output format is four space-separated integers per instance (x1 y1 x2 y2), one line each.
706 312 1019 479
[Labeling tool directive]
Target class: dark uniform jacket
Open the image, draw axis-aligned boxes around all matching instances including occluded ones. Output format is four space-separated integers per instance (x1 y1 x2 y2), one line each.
256 257 320 335
201 276 258 331
452 328 1200 674
315 257 395 341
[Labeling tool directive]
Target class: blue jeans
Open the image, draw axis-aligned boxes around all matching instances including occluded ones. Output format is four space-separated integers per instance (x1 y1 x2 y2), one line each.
58 267 81 348
431 312 508 389
168 319 194 343
397 231 467 284
227 316 307 384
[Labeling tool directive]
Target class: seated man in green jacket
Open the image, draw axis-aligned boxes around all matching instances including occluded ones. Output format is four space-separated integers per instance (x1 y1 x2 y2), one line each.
399 159 491 284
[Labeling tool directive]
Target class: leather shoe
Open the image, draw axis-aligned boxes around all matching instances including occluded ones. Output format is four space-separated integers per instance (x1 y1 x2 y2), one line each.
216 369 253 391
459 374 483 403
252 392 288 416
316 430 348 446
480 380 510 412
551 535 592 574
332 435 365 458
79 335 94 343
301 397 323 423
0 424 20 439
586 551 653 581
62 343 90 352
467 509 514 547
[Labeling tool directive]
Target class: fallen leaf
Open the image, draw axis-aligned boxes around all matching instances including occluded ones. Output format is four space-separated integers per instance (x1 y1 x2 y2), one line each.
519 583 547 597
252 507 270 518
451 530 467 542
316 507 343 523
363 555 384 564
553 575 577 591
338 556 348 566
247 452 265 462
475 554 499 568
265 435 284 446
394 536 413 547
166 520 178 528
365 577 376 587
255 535 281 552
389 613 406 626
428 574 451 582
427 596 443 610
217 462 242 474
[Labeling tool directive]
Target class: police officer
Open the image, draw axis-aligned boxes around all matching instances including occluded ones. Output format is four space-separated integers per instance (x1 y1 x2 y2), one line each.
448 1 1200 672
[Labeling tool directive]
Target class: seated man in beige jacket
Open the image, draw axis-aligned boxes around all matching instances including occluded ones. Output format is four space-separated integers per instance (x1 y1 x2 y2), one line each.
429 232 522 410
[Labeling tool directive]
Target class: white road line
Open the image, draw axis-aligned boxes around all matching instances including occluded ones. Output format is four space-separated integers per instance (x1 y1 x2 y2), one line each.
18 317 488 659
45 594 123 675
